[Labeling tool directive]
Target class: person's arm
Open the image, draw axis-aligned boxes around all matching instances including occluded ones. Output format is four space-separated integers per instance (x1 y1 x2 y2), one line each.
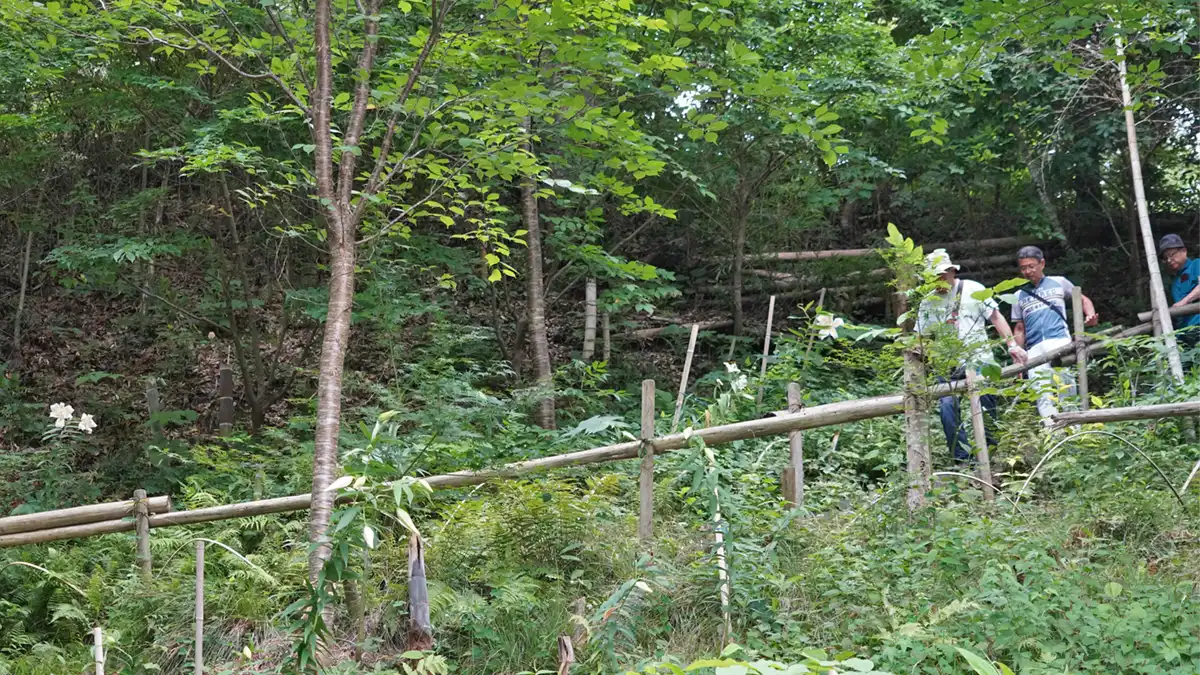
1173 285 1200 307
1013 320 1026 348
991 309 1027 363
1081 293 1098 326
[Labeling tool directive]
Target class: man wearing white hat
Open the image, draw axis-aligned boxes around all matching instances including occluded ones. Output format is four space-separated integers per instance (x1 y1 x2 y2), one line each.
916 249 1027 463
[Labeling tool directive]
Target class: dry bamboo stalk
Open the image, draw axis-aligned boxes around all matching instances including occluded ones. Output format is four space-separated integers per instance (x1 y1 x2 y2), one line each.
783 383 804 509
965 371 994 502
1051 401 1200 429
0 496 171 536
671 324 701 433
582 279 597 362
638 379 656 542
756 296 777 406
194 540 204 675
94 626 104 675
601 313 611 362
218 365 234 436
1137 303 1200 323
134 489 151 582
724 237 1039 263
1072 286 1089 411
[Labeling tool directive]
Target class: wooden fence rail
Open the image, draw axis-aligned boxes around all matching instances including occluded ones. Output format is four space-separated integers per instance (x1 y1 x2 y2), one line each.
0 317 1189 549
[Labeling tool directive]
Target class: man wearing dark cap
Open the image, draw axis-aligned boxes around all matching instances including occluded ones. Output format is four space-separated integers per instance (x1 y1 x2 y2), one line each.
1012 246 1097 422
1157 234 1200 350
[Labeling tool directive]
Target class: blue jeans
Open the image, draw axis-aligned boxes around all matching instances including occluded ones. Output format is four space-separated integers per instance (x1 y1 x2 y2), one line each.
937 374 998 463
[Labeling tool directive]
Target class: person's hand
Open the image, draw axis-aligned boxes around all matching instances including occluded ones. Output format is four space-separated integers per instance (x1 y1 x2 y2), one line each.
1084 312 1098 327
1008 344 1028 364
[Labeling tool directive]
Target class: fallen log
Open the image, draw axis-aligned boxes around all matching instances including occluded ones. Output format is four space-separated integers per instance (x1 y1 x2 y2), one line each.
1051 401 1200 429
0 496 171 536
717 255 1016 294
620 320 732 340
735 237 1041 263
1136 303 1200 323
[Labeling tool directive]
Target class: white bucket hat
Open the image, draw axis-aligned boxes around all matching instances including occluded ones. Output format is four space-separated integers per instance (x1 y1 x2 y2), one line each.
924 248 960 275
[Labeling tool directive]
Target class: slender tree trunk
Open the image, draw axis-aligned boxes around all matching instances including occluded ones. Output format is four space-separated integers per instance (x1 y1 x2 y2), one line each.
9 231 33 367
1117 38 1186 385
732 206 747 337
521 154 556 429
581 278 597 362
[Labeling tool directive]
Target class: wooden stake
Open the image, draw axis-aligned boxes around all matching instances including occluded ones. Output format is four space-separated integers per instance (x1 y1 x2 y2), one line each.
582 278 597 362
671 324 701 433
406 534 433 651
638 379 655 542
146 382 162 438
601 312 611 363
783 383 804 509
218 365 234 436
965 370 994 502
756 295 777 406
194 540 205 675
134 489 151 582
1072 286 1089 411
94 626 104 675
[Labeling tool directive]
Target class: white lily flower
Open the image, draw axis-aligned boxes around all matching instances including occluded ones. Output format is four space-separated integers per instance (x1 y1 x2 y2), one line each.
814 314 845 340
78 413 97 434
724 362 740 373
49 403 74 428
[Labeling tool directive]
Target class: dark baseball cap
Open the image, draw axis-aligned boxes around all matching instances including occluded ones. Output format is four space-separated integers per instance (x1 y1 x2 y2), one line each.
1158 234 1186 255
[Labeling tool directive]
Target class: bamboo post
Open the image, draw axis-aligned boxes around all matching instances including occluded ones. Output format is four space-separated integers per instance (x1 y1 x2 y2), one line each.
638 379 655 542
706 448 733 644
94 626 104 675
194 540 204 675
782 383 804 509
146 382 162 437
582 278 597 362
756 295 777 406
964 370 994 502
601 312 611 363
1117 37 1187 386
1072 286 1088 411
134 489 151 582
670 324 701 433
218 365 233 436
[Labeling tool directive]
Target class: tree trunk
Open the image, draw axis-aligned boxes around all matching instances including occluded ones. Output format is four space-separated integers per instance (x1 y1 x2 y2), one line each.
1117 38 1185 386
581 278 597 361
521 156 556 429
9 231 32 367
732 206 748 337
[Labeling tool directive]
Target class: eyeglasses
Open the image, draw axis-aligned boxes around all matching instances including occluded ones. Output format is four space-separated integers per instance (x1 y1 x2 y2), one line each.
1162 249 1187 263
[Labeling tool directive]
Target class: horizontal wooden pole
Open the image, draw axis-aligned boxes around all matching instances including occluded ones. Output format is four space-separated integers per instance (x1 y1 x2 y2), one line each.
0 496 171 536
1137 303 1200 323
0 518 136 547
621 320 732 340
734 237 1040 263
1051 401 1200 429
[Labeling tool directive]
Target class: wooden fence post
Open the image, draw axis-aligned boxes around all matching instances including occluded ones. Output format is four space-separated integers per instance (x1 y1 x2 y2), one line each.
671 324 701 433
896 291 931 511
638 379 655 542
556 635 575 675
1072 286 1088 411
94 626 104 675
134 489 151 582
146 382 162 438
782 383 804 509
218 365 233 436
756 295 777 406
964 370 995 502
194 540 205 675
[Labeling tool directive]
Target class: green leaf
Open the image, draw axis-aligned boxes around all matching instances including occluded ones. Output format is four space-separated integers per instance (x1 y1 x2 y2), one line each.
1105 581 1123 598
955 647 1002 675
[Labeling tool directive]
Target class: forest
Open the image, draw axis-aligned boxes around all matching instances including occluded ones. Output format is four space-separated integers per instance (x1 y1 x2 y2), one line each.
1 0 1200 670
